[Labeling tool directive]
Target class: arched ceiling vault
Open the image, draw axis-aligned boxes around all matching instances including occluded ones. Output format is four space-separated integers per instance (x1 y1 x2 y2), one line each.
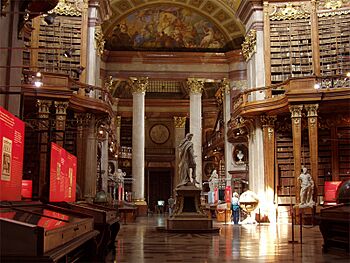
103 0 245 52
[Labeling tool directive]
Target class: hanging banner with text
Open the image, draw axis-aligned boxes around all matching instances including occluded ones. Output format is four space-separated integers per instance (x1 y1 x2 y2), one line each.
0 106 25 201
49 142 77 202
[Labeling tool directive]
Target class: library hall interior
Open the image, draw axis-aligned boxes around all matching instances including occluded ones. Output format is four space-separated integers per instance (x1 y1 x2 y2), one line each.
1 0 350 262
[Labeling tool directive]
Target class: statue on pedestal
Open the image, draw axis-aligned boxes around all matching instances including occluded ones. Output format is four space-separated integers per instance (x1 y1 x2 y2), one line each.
298 166 315 208
176 133 199 187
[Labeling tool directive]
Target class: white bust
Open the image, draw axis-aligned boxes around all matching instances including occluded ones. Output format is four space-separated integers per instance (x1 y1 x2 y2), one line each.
237 150 244 163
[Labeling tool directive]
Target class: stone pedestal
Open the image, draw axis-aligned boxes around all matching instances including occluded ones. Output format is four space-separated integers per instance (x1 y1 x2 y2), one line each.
162 183 219 233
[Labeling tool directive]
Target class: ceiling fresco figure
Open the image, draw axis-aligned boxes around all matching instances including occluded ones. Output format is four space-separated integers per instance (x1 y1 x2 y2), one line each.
105 5 228 51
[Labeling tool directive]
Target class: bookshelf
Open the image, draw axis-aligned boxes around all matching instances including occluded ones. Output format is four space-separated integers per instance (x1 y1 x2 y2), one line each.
338 127 350 181
318 11 350 76
36 16 81 79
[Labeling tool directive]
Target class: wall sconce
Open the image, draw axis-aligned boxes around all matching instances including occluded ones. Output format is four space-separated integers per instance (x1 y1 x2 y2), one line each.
63 48 75 58
34 72 43 88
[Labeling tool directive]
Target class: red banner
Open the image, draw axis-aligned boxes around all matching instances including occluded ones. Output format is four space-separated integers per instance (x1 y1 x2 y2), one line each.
0 106 25 201
21 180 33 198
49 143 77 202
324 181 342 204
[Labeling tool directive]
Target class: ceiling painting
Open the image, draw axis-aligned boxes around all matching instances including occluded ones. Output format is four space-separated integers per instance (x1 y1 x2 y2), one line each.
105 4 234 52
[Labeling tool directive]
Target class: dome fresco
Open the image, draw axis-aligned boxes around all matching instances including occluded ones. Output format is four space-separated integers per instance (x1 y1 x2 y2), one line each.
105 4 233 52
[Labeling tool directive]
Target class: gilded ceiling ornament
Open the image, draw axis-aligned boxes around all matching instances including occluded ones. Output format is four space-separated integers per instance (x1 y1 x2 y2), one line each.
324 0 343 9
49 0 81 16
187 78 204 94
270 3 310 20
241 29 256 61
95 25 105 56
174 117 186 128
129 77 149 93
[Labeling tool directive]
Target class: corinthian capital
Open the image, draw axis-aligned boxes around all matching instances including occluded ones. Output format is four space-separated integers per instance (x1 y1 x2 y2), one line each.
174 117 186 128
129 77 148 93
187 78 204 94
289 105 303 118
304 104 319 117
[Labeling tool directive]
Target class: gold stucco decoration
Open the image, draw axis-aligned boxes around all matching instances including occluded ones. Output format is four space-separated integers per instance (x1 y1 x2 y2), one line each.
49 0 81 16
187 78 204 94
270 2 310 20
324 0 343 9
174 117 186 128
95 25 105 56
129 77 149 93
242 29 256 61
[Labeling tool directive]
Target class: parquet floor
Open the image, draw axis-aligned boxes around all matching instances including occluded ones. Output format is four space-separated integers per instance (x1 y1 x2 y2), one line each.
104 215 349 263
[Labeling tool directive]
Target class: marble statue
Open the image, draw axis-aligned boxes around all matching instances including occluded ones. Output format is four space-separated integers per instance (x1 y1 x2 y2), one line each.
298 167 315 207
236 150 244 164
208 169 219 192
177 133 198 187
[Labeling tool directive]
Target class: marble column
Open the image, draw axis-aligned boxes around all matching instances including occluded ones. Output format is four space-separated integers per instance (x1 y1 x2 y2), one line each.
173 116 186 190
36 99 51 198
84 115 97 202
289 105 303 204
221 79 232 187
305 104 319 198
130 77 148 205
54 101 68 147
187 78 204 188
261 115 277 222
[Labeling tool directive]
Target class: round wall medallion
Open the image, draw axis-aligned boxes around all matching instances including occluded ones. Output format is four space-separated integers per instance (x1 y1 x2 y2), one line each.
150 124 170 144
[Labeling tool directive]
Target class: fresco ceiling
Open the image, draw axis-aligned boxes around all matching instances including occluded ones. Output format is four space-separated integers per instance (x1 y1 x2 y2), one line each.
104 0 245 52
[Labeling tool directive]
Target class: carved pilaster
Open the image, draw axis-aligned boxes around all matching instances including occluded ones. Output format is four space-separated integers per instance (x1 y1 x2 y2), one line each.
289 105 303 203
305 104 319 199
129 77 148 93
174 117 186 128
54 101 68 130
261 115 276 204
187 78 204 94
37 100 51 120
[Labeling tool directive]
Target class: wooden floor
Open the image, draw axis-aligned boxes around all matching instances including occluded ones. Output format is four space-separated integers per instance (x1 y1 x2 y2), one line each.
104 214 349 263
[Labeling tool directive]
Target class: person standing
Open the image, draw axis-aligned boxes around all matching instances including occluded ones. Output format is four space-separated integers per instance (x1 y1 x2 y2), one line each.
231 192 240 224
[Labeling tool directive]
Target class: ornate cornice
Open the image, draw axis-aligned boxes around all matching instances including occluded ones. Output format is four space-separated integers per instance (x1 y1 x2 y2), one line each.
174 117 186 128
187 78 204 94
49 0 82 16
95 25 105 56
129 77 148 93
269 2 311 20
242 29 256 61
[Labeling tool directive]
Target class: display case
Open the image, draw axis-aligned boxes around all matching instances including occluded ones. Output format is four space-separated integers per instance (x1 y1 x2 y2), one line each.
0 201 99 262
54 201 120 255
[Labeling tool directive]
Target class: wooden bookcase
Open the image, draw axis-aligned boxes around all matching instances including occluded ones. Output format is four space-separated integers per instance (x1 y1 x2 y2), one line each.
338 127 350 181
270 18 312 84
318 11 350 76
276 135 295 197
38 16 81 78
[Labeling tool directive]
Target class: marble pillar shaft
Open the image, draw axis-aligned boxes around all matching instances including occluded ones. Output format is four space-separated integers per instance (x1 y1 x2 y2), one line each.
132 92 145 201
84 116 97 201
189 92 202 187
